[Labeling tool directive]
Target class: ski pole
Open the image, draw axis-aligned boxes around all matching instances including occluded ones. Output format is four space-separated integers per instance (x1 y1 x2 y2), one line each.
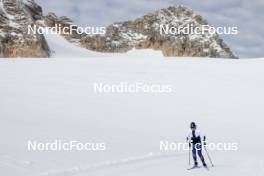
188 145 190 166
187 139 191 166
204 146 214 167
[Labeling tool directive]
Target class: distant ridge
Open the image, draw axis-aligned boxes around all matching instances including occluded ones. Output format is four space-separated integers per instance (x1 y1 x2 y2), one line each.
0 1 237 58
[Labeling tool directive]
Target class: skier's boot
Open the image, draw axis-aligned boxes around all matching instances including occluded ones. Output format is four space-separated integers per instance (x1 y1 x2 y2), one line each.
201 158 207 167
202 160 207 168
202 162 209 170
194 161 198 167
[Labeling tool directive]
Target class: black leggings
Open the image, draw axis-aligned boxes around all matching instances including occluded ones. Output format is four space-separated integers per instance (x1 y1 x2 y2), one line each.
192 143 205 162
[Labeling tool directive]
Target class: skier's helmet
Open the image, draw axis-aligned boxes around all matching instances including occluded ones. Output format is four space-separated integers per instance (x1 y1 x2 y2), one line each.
190 122 196 129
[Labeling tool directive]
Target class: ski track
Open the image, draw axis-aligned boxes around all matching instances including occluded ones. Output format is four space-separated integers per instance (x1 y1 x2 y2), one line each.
41 152 186 176
0 155 43 172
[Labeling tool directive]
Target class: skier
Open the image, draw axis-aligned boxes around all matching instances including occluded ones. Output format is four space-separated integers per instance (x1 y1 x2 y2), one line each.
186 122 207 168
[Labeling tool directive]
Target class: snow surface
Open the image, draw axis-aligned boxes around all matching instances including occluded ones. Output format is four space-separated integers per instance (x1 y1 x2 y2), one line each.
0 34 264 176
44 33 107 58
45 32 163 58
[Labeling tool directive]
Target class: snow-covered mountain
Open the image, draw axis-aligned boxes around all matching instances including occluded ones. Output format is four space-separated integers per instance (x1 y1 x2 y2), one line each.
1 3 263 176
0 0 236 58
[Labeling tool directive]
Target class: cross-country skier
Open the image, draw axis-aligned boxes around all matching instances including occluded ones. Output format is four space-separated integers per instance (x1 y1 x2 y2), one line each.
186 122 207 168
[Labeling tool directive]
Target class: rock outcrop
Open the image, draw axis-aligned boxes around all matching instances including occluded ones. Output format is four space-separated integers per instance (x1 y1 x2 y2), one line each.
44 12 84 43
80 5 236 58
0 0 50 57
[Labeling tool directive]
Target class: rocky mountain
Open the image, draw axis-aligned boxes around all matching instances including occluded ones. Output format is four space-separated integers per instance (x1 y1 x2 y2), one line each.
80 6 236 58
0 1 237 58
0 0 49 57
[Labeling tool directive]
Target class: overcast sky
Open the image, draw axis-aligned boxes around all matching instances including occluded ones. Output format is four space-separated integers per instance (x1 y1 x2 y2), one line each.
36 0 264 58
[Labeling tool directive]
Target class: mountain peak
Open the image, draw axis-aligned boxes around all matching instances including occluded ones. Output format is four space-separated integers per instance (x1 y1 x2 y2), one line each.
79 5 236 58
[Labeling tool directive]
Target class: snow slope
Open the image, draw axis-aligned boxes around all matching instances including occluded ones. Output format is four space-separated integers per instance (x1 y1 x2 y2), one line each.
0 35 264 176
44 33 106 58
44 32 164 58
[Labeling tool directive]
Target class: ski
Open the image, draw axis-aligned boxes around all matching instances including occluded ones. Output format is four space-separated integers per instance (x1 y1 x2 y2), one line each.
187 165 210 171
203 166 210 171
187 166 200 170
